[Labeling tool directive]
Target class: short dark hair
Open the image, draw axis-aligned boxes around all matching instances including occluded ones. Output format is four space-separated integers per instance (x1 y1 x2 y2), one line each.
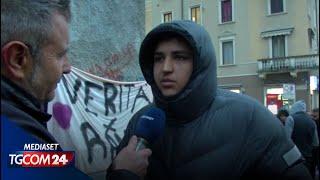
277 109 289 119
1 0 71 60
152 32 193 55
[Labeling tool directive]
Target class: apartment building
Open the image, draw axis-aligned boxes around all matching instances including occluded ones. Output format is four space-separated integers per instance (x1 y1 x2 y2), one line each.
145 0 319 113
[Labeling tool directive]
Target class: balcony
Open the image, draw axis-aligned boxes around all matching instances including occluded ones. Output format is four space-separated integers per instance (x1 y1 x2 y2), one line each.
257 54 319 78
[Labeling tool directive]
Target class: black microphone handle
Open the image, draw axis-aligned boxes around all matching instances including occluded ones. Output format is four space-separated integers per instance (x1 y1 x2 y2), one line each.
135 137 149 151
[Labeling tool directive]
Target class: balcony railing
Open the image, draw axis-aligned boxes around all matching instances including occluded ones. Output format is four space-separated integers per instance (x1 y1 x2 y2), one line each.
257 54 319 74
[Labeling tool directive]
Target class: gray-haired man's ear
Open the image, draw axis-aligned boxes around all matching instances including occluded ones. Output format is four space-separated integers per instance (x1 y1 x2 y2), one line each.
1 41 32 79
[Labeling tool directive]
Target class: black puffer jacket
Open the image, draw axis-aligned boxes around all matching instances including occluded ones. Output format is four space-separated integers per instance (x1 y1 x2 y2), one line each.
115 20 311 180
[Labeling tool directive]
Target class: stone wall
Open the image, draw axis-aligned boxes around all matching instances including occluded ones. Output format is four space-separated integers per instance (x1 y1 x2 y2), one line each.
68 0 145 81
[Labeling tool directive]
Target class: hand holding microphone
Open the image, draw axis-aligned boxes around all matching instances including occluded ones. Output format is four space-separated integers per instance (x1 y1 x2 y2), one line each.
112 135 152 177
112 107 166 177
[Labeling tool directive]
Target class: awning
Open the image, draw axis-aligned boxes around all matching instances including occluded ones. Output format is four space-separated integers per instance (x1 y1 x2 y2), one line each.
261 27 294 38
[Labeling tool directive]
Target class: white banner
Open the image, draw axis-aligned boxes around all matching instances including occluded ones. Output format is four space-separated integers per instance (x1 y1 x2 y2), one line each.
47 67 153 175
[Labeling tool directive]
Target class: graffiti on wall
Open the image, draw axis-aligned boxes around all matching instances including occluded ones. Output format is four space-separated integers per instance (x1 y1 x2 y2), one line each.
86 43 137 80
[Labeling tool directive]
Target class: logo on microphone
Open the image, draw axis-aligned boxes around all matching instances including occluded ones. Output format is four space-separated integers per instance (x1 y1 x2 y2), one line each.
141 115 154 121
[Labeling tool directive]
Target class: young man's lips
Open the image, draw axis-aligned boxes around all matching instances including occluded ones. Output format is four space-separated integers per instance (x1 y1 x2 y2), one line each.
160 79 175 87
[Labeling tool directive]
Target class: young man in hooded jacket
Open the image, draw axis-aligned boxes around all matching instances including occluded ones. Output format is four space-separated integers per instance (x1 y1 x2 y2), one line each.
108 20 312 180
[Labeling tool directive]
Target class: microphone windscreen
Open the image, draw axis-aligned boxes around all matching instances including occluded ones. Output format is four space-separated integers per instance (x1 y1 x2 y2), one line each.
134 107 166 144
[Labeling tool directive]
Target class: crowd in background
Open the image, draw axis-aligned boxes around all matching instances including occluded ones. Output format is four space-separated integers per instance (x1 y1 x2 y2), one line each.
277 101 319 180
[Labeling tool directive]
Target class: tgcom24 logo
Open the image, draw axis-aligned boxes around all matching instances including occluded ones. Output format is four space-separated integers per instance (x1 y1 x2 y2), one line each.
8 143 74 168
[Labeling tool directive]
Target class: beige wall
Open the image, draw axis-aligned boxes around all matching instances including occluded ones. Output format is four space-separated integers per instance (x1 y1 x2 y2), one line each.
248 0 310 58
151 0 181 28
146 0 318 107
145 0 153 34
147 0 313 77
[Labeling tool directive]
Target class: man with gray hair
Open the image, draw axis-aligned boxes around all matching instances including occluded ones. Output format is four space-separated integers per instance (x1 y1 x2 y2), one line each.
1 0 72 143
1 0 151 179
290 100 319 179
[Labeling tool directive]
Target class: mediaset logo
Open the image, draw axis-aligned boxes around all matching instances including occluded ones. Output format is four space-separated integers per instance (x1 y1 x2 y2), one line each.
8 143 74 168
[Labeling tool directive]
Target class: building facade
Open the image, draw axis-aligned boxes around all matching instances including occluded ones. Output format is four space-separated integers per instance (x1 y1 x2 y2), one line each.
146 0 319 113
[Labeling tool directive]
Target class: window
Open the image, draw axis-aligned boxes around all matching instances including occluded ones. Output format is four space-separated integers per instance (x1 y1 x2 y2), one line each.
219 37 235 65
269 0 285 14
272 35 285 58
220 0 233 23
308 28 315 49
265 87 295 114
261 28 293 58
222 41 234 64
190 6 201 24
163 12 172 23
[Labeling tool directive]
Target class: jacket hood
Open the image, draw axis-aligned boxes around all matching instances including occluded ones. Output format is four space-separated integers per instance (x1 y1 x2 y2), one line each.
290 100 307 115
139 20 217 122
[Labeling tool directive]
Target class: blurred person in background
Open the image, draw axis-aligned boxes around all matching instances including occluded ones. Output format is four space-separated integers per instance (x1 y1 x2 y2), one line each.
311 108 319 179
290 101 319 179
277 108 294 138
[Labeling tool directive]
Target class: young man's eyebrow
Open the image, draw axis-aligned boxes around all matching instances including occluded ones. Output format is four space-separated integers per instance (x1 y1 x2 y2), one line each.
172 50 193 55
154 50 192 54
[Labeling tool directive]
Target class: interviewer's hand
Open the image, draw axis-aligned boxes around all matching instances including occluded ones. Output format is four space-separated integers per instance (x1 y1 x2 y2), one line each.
112 135 152 177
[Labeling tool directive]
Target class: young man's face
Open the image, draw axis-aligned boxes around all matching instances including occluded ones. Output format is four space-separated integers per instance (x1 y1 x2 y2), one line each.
26 13 71 102
153 38 193 97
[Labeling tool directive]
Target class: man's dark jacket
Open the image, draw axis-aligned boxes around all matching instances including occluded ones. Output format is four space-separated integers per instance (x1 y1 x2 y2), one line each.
1 76 57 144
110 20 312 180
290 101 318 159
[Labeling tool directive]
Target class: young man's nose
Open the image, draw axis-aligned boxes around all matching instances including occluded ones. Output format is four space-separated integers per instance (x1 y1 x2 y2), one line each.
162 57 174 72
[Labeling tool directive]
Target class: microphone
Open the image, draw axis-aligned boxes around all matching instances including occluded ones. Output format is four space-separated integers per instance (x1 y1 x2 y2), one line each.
134 107 166 151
